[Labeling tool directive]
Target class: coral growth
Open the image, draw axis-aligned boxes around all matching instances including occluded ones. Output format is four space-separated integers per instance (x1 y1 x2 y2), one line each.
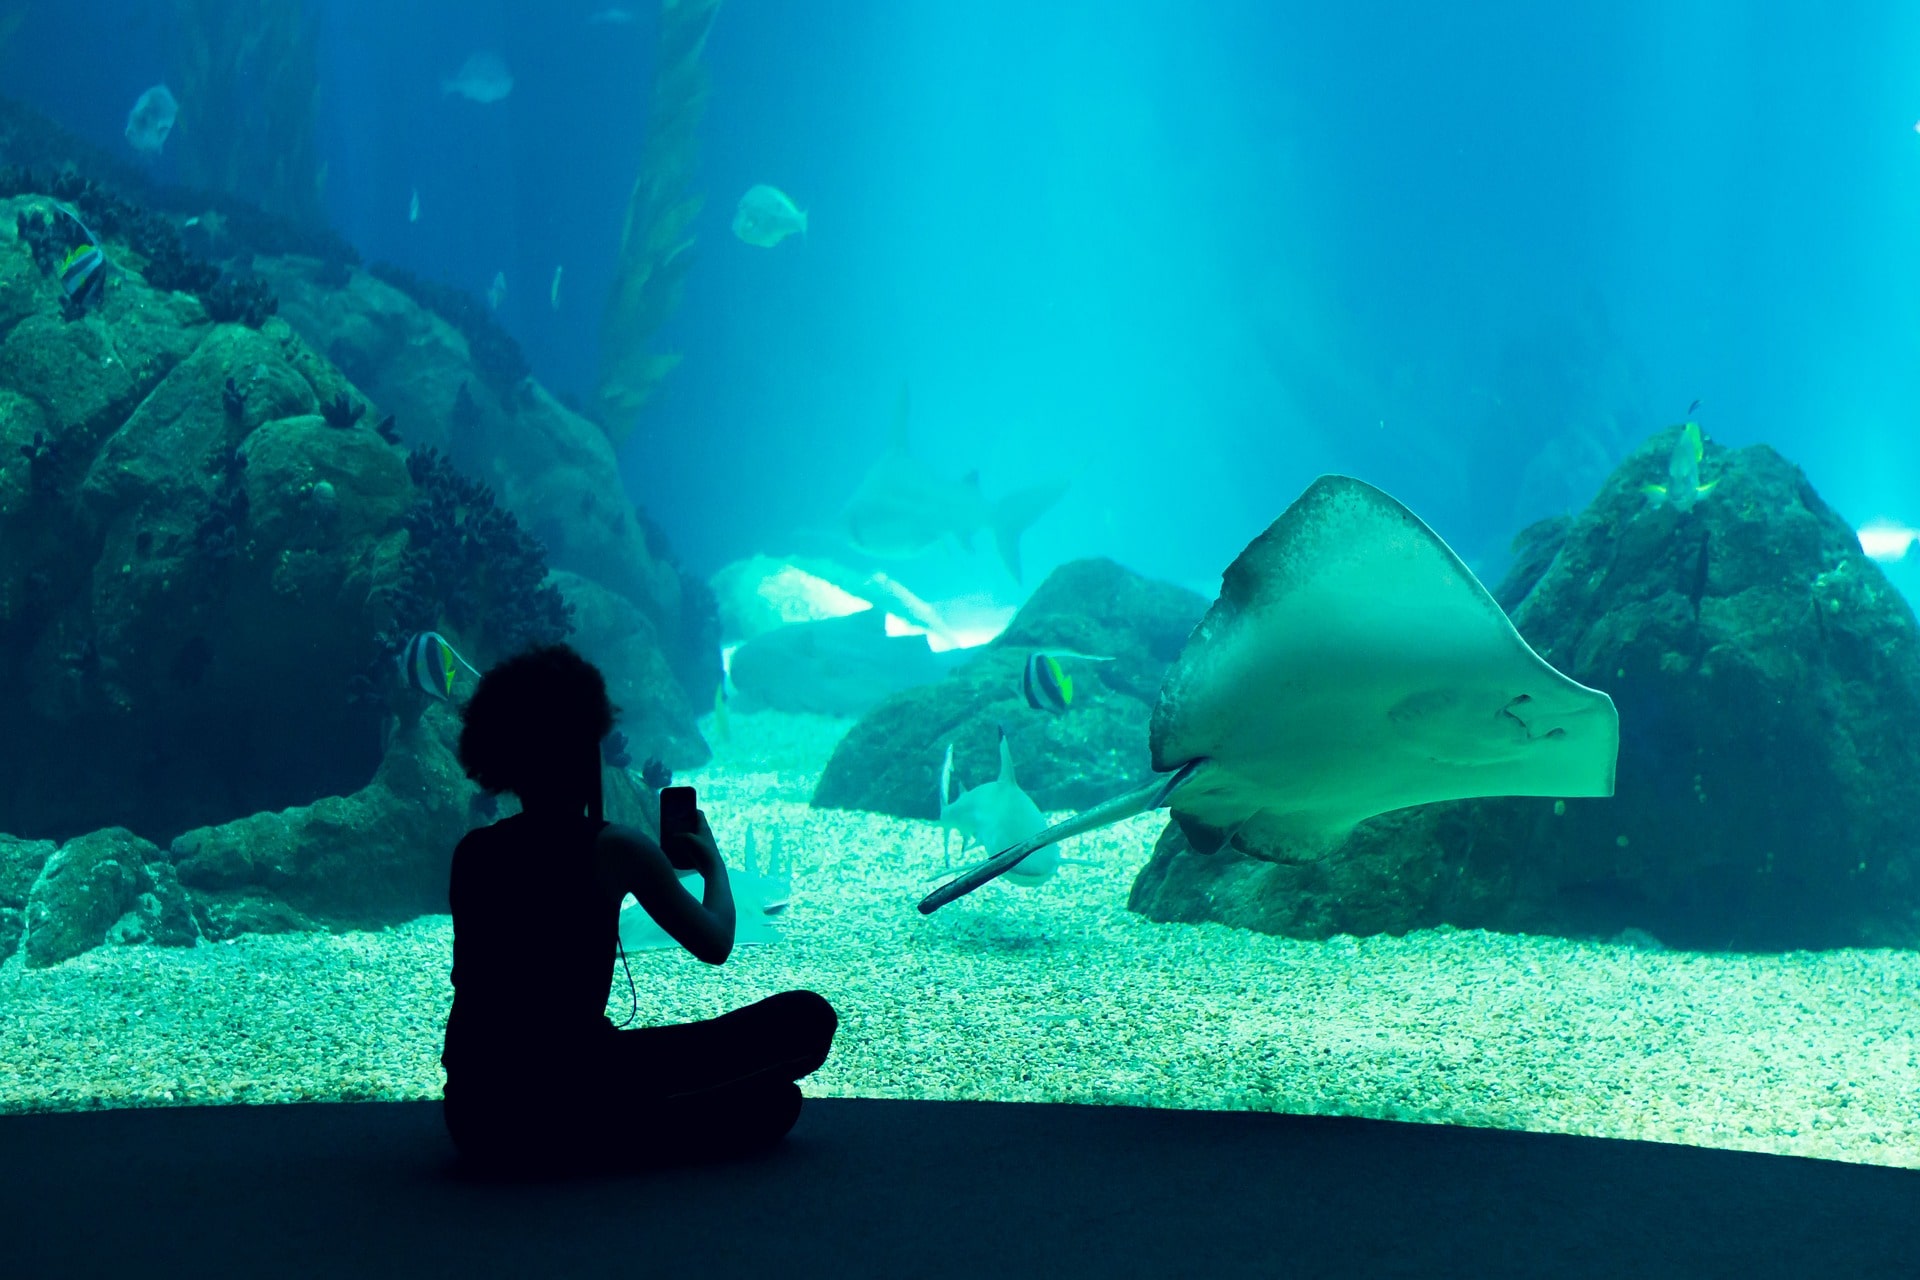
320 393 365 430
0 166 255 312
201 275 279 328
387 446 573 663
602 729 633 770
14 204 76 274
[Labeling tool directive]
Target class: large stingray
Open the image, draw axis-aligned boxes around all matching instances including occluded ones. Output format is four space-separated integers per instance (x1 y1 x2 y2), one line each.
918 475 1619 913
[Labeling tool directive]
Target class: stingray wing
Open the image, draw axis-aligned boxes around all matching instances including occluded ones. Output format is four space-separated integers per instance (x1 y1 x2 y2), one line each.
1150 475 1617 855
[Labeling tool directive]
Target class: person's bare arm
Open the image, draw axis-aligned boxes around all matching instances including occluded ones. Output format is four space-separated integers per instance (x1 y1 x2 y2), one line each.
601 815 736 964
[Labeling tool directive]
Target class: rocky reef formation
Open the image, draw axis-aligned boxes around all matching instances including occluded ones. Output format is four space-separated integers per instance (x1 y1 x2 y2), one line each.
0 130 708 965
259 257 720 719
812 559 1206 818
1133 427 1920 951
0 705 662 968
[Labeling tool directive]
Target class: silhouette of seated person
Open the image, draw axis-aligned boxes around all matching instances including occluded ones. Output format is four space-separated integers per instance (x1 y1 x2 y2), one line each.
441 644 837 1173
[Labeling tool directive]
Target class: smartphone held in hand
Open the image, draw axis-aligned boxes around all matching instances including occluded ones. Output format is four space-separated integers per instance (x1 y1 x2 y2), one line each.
660 786 701 870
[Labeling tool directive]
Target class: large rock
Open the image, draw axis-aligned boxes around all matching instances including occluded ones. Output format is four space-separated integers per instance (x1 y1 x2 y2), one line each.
0 219 407 842
812 559 1205 819
1131 428 1920 950
2 690 659 960
20 826 199 968
168 705 478 931
0 179 707 965
554 570 707 769
167 701 665 940
0 834 55 962
262 260 693 644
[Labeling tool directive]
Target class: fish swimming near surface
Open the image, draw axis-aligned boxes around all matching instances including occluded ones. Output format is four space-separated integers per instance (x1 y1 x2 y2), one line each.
937 732 1086 887
409 188 420 223
125 84 178 156
549 264 563 311
842 385 1068 582
1642 421 1716 513
732 184 808 247
1021 649 1117 714
486 271 507 310
442 52 513 103
588 7 638 23
397 631 481 701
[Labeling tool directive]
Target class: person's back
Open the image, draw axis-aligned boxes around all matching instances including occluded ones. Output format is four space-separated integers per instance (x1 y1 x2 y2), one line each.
443 811 619 1101
438 643 838 1174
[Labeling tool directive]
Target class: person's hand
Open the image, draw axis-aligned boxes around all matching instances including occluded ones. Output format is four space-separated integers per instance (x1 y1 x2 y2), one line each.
664 811 723 878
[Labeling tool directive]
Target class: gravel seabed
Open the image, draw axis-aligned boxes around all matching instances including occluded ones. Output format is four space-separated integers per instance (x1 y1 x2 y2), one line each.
3 710 1917 1170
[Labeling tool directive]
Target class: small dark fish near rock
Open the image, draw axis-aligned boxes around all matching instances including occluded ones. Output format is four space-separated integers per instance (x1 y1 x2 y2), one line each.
1021 649 1115 714
396 631 479 702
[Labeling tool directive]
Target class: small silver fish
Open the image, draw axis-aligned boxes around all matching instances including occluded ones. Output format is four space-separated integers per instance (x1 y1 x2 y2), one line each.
487 271 506 310
732 184 808 248
409 188 420 223
549 264 563 311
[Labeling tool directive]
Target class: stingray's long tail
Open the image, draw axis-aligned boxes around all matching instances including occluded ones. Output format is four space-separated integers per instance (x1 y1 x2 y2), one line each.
917 762 1199 913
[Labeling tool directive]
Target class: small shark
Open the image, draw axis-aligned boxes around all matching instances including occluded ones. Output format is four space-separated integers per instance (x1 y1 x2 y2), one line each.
738 826 792 913
618 827 789 951
842 385 1067 583
937 731 1087 888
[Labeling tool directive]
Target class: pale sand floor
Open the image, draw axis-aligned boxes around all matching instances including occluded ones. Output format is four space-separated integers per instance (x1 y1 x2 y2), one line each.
2 710 1916 1170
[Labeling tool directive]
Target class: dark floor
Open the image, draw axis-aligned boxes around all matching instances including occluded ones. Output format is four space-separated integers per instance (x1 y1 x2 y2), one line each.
2 1096 1914 1278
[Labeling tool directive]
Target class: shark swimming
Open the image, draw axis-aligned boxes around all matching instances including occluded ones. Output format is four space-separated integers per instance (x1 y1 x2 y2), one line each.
841 385 1068 583
936 731 1087 888
920 474 1620 913
620 826 791 950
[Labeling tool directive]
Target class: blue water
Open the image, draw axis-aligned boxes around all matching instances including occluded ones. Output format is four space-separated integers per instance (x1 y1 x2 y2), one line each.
10 0 1919 590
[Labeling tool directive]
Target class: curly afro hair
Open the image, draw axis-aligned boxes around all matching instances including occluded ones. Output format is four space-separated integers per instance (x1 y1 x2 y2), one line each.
457 644 617 797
